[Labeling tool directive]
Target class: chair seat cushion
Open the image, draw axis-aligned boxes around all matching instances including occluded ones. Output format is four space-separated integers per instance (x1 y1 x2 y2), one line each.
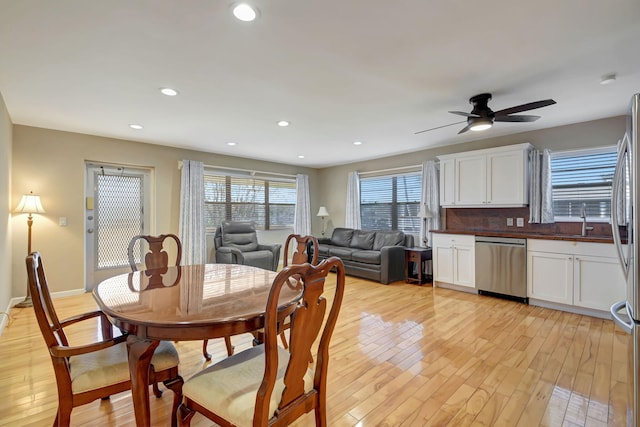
328 247 356 260
242 250 275 270
183 344 313 427
69 340 179 394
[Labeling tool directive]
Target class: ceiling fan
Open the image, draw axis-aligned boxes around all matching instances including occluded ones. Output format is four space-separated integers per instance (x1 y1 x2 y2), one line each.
415 93 556 135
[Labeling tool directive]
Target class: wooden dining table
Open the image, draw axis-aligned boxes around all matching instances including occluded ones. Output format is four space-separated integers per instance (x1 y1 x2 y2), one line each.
93 263 302 427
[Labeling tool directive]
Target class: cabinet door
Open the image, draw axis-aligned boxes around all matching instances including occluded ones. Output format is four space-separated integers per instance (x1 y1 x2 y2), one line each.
455 156 486 205
439 158 456 206
527 251 573 304
574 255 627 311
433 244 454 283
486 150 526 205
453 244 475 288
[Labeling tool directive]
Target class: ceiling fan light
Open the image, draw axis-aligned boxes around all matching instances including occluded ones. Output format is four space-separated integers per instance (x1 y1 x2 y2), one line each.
469 118 493 132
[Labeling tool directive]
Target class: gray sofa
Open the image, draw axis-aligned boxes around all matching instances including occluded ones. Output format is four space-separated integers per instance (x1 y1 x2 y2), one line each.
313 228 414 284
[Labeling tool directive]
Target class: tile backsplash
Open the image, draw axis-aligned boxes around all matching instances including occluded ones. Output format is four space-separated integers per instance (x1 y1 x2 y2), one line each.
444 207 614 237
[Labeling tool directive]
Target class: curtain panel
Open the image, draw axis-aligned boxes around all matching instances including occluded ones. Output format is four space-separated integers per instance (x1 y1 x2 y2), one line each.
529 149 554 224
345 171 361 229
179 160 206 264
421 160 441 246
294 174 311 235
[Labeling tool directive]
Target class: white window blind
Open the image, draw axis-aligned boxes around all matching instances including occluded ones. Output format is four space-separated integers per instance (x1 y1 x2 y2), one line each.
204 173 296 230
551 147 617 221
360 172 422 233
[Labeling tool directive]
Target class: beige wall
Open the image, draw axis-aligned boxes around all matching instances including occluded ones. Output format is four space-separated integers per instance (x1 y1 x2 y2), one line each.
0 93 11 313
11 125 318 295
317 116 627 233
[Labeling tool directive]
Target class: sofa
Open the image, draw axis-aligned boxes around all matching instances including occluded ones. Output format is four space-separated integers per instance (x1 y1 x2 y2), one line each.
312 228 414 284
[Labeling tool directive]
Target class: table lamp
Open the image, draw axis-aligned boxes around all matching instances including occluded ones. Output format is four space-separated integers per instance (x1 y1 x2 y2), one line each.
418 204 433 248
15 191 46 308
317 206 329 237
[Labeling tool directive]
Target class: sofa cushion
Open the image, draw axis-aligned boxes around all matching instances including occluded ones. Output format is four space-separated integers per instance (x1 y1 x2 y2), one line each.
351 250 381 265
373 231 405 250
328 247 356 260
330 228 354 247
350 230 375 250
317 243 331 257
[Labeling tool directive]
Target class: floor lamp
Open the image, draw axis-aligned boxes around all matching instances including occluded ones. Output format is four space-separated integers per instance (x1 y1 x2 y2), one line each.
15 191 46 308
317 206 329 237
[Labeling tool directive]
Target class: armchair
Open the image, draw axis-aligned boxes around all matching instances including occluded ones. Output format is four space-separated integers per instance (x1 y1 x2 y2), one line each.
214 220 281 271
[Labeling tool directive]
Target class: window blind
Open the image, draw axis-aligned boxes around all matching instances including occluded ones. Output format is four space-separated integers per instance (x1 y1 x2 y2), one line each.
360 172 421 233
551 148 617 220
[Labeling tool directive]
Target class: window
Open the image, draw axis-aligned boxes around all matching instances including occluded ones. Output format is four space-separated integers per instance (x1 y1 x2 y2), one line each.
551 146 617 221
204 172 296 231
360 171 422 234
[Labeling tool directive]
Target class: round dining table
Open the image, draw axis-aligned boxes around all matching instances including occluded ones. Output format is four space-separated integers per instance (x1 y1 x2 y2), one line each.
93 263 302 427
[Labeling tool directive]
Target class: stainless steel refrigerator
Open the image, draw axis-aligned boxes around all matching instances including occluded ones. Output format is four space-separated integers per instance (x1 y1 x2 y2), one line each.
611 93 640 427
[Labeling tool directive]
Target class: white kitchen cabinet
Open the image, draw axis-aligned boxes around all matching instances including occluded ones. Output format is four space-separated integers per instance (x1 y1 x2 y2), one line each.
527 239 626 313
527 250 573 305
432 233 475 290
438 143 532 208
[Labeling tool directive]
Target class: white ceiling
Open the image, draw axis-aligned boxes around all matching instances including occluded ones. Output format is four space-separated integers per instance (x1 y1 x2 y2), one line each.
1 1 639 168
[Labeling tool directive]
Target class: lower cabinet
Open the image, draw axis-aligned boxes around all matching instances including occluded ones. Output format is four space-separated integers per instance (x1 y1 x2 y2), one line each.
432 234 475 289
527 239 626 312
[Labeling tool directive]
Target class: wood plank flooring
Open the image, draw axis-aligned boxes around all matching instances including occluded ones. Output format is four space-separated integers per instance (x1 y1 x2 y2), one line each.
0 276 630 426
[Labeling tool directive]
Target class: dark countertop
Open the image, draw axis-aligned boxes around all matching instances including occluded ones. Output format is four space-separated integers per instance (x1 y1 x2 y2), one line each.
432 229 615 244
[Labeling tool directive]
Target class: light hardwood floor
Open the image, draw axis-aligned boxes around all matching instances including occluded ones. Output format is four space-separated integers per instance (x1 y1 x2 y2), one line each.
0 276 630 426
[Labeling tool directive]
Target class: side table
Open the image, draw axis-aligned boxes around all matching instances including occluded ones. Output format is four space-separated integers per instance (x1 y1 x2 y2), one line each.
404 247 432 285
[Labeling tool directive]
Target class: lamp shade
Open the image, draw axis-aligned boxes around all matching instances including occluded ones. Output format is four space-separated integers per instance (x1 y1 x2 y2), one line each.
15 192 46 214
317 206 329 217
418 204 433 219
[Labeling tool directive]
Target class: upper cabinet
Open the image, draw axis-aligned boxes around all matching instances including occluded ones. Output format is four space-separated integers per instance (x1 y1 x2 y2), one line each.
438 143 533 208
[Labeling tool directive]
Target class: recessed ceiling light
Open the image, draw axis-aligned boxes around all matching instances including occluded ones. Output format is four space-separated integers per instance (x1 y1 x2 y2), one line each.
233 3 258 22
160 87 179 96
277 120 290 127
227 142 237 146
297 155 305 159
600 73 617 85
353 141 363 145
129 124 143 130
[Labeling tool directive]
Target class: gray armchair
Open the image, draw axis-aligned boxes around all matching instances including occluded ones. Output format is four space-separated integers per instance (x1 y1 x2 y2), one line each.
213 220 281 271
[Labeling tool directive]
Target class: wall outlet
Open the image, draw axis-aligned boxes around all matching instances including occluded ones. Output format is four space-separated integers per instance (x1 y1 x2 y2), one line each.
59 217 68 227
506 218 514 226
516 218 524 227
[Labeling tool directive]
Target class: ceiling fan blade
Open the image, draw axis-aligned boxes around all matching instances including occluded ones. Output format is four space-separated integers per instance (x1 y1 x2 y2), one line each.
457 123 474 134
494 115 540 123
414 120 466 135
493 99 556 116
449 110 480 118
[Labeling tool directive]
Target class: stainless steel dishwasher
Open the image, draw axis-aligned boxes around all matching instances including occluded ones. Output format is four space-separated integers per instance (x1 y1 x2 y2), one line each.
475 236 527 303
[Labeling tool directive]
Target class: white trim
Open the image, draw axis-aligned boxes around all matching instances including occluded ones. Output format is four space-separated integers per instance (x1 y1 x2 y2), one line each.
359 164 421 178
551 144 617 158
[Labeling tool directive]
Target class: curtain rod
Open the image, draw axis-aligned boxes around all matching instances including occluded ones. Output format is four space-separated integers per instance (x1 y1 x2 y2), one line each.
359 164 421 177
178 161 296 179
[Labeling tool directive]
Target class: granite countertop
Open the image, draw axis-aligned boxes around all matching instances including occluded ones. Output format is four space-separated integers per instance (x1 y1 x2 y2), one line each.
432 229 615 244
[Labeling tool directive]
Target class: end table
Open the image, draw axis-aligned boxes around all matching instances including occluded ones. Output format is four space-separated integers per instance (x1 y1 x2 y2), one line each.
404 247 432 285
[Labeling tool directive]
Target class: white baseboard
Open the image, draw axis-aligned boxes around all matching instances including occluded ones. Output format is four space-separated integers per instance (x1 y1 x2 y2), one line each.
0 288 87 337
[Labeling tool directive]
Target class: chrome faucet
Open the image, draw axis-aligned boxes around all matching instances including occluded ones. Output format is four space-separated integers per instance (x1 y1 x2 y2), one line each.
580 203 594 237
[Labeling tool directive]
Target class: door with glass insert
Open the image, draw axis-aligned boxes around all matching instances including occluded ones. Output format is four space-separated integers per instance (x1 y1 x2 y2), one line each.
85 163 152 291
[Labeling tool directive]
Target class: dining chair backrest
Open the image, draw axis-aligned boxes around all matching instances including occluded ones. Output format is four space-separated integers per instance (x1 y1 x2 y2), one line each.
128 234 182 272
283 234 319 267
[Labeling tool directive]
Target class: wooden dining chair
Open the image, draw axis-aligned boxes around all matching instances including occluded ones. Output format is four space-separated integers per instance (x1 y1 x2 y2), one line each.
178 256 346 427
26 252 184 427
128 234 234 361
253 234 319 348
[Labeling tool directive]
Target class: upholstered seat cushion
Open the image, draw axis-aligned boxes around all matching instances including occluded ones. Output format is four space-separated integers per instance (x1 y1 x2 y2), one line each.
69 340 179 393
242 250 275 270
351 250 381 264
183 344 313 427
328 247 356 260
